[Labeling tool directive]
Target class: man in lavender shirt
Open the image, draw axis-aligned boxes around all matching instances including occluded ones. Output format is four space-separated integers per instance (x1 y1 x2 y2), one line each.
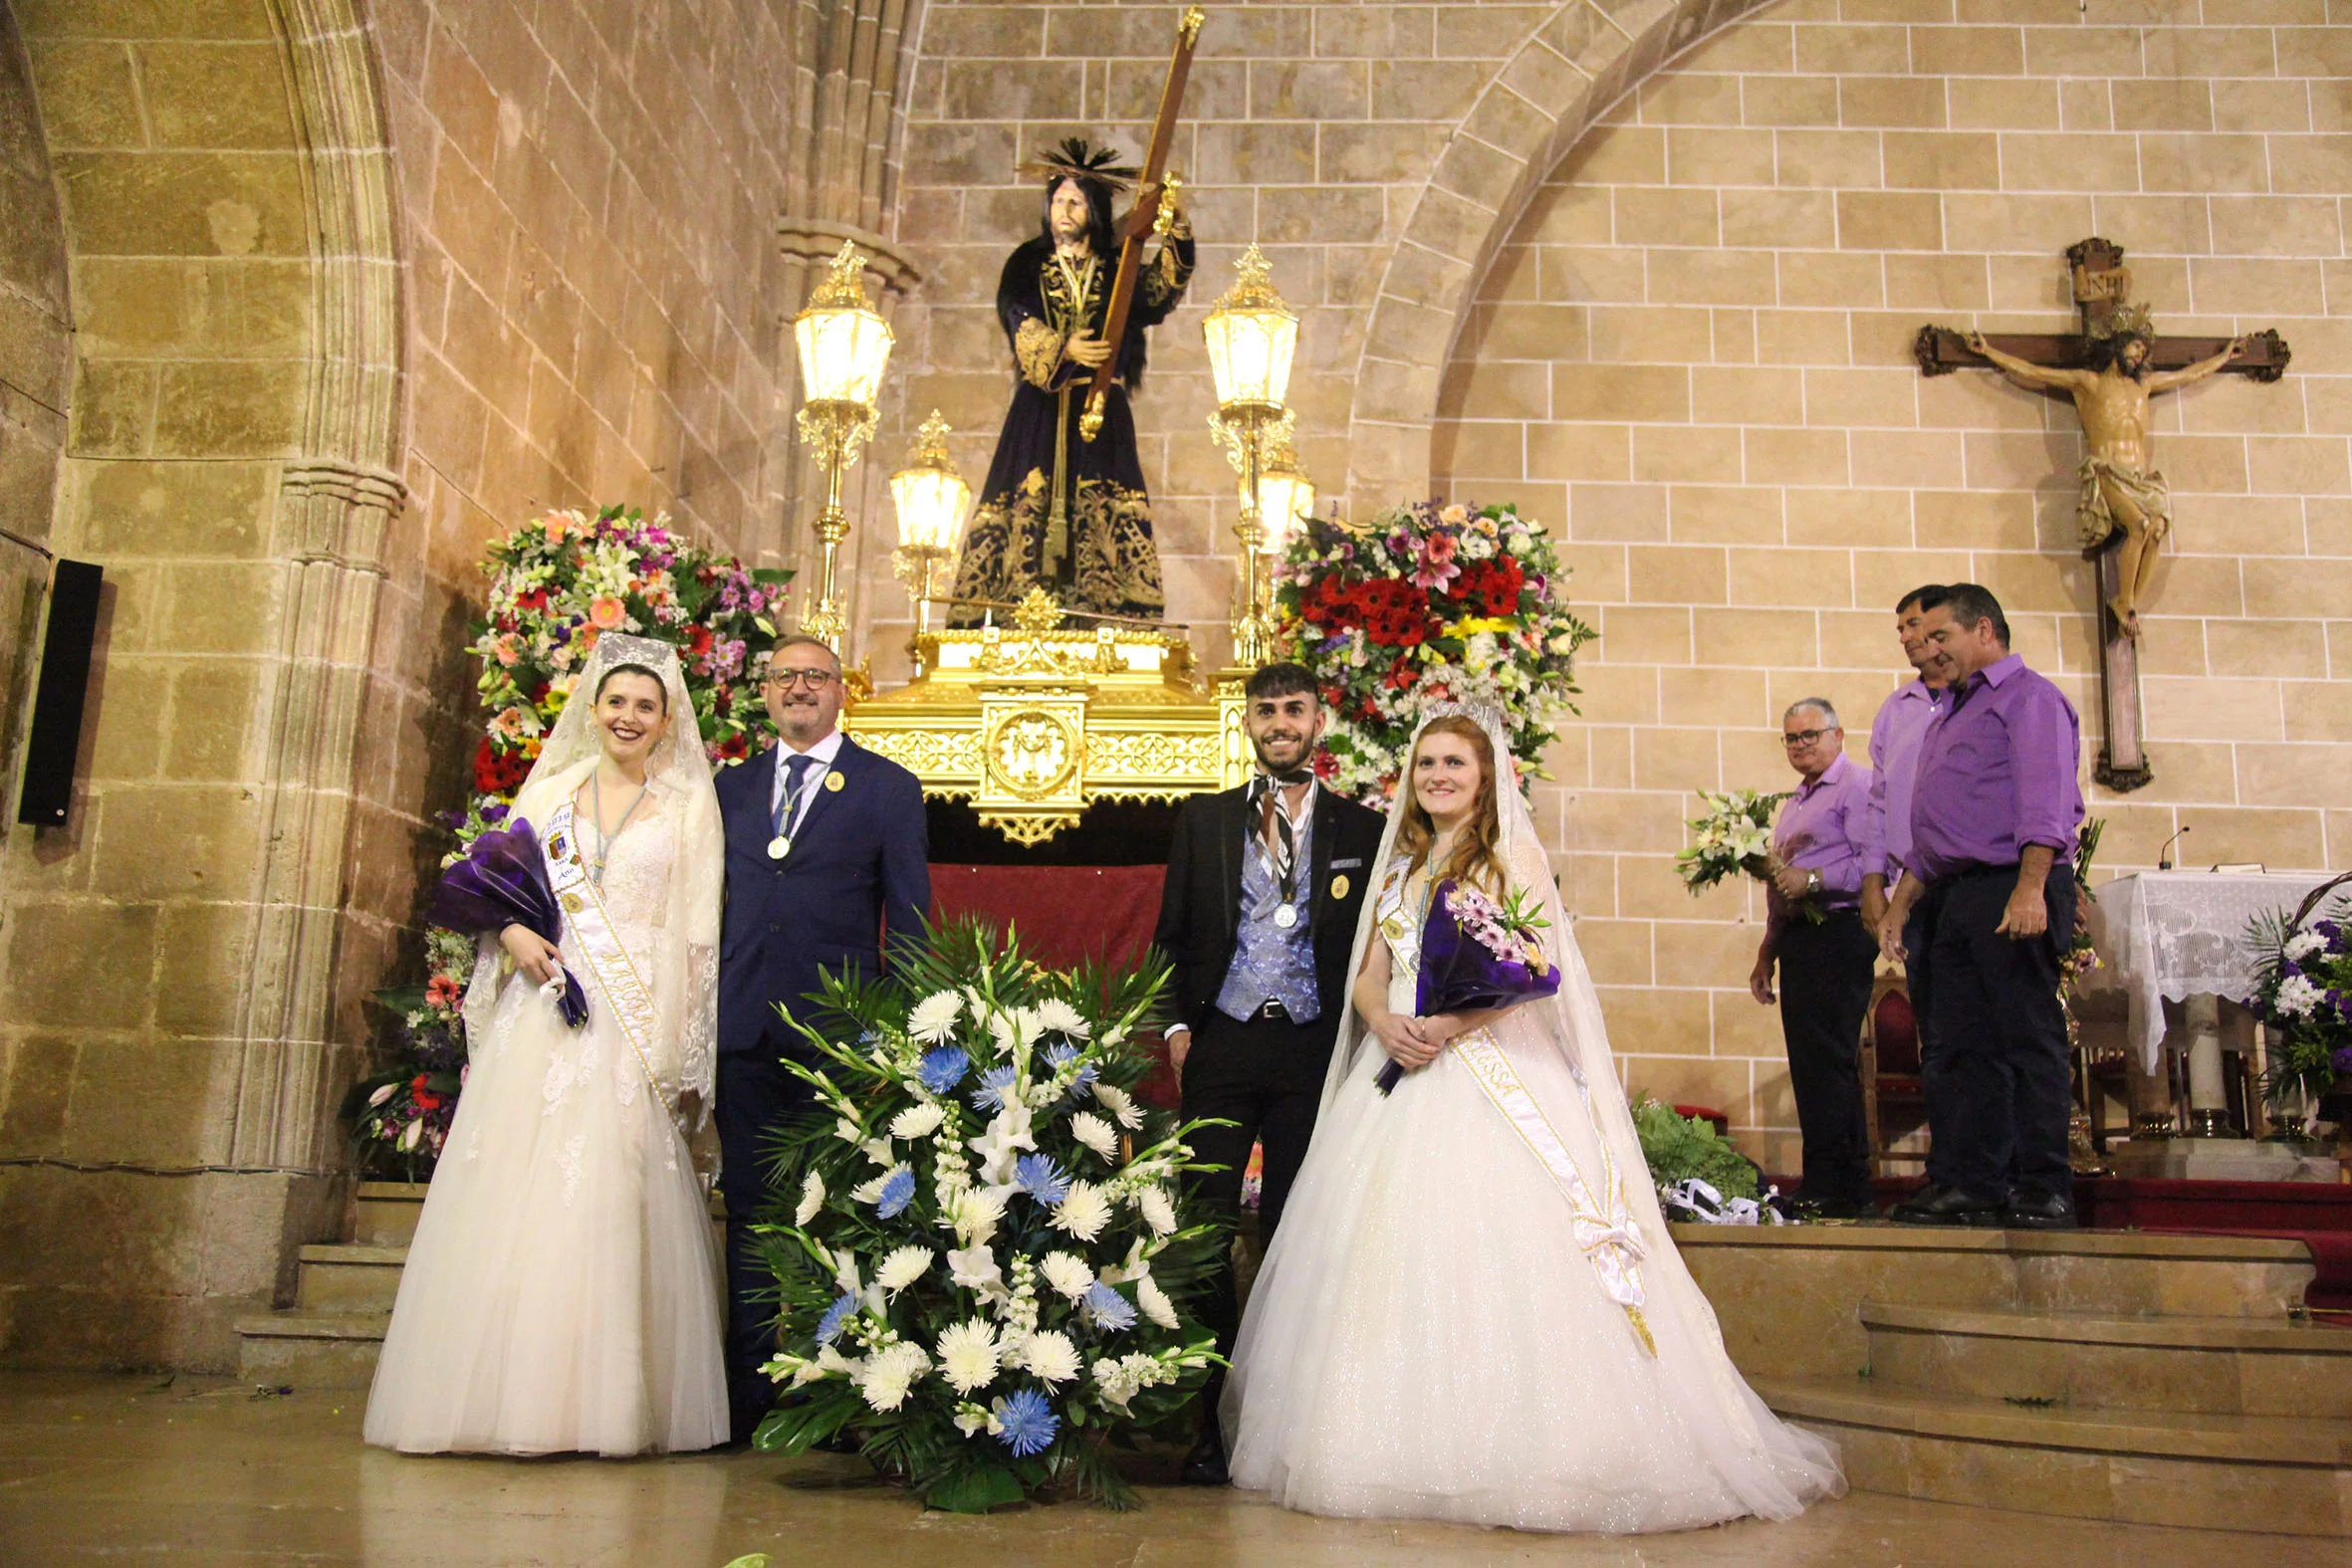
1750 699 1877 1217
1878 584 2085 1230
1859 585 1951 936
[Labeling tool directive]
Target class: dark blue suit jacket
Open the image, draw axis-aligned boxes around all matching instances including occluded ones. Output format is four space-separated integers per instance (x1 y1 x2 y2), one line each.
715 736 930 1058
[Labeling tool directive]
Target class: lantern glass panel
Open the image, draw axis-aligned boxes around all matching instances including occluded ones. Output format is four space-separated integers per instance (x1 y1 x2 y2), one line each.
891 467 972 555
1203 309 1296 409
795 307 894 407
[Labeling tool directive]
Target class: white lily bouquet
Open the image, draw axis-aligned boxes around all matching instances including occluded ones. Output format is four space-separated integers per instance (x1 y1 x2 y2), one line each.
756 922 1226 1511
1673 787 1790 896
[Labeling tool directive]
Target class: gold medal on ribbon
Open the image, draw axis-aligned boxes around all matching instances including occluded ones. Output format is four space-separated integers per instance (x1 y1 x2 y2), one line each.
768 835 791 860
1273 905 1299 930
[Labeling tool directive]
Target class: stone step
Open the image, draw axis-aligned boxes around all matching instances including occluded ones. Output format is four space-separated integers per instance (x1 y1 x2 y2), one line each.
1861 1301 2352 1420
1758 1375 2352 1537
294 1243 407 1314
1674 1224 2317 1385
353 1182 427 1247
234 1311 388 1391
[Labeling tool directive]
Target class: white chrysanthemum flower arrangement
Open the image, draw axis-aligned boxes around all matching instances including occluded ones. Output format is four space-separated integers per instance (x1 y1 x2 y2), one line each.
754 921 1224 1511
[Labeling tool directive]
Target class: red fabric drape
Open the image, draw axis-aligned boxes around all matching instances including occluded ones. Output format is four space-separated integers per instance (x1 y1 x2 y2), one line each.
926 863 1178 1106
927 864 1168 973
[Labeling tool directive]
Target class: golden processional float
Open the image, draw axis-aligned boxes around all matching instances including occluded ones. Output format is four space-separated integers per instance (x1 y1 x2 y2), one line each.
776 18 1319 844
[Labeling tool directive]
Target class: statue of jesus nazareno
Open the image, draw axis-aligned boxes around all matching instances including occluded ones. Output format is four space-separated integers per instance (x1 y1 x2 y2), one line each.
948 138 1195 624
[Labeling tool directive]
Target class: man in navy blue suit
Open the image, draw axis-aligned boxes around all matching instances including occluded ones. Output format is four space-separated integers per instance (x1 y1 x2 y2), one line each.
715 633 930 1445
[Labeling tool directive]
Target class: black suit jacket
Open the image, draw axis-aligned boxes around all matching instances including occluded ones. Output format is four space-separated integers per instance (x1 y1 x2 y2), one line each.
715 736 930 1058
1153 784 1386 1037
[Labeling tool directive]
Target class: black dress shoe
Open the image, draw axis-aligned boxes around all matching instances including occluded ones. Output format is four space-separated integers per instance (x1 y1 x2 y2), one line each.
1179 1427 1229 1486
1806 1196 1879 1221
1889 1183 2003 1227
2003 1189 2079 1231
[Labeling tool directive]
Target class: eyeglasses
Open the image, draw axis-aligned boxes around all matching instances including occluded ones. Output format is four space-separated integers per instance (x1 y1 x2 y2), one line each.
1781 729 1832 748
767 667 837 691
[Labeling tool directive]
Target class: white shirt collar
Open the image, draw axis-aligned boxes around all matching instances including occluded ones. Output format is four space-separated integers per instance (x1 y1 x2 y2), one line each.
772 729 844 807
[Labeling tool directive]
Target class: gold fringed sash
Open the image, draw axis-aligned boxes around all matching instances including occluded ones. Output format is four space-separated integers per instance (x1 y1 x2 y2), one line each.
1450 1028 1657 1358
544 800 679 1127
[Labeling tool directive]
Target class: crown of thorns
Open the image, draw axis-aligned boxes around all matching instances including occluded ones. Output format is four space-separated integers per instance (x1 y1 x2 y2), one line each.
1020 137 1140 192
2089 300 2156 340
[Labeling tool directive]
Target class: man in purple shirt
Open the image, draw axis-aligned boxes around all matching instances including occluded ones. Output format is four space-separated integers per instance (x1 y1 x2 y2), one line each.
1860 585 1951 933
1749 699 1877 1217
1879 584 2085 1230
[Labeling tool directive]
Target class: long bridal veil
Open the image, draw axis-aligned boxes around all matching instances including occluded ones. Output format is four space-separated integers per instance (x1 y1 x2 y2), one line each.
1302 703 1844 1522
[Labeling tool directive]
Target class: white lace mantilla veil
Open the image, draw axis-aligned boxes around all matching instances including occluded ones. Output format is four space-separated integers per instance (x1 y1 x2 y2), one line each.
462 632 724 1120
1314 702 1842 1519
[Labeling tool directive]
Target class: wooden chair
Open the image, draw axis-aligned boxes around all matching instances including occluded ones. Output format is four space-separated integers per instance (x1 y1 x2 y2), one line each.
1861 969 1927 1169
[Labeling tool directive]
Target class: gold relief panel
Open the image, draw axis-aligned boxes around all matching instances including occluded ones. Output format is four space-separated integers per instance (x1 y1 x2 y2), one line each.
844 591 1248 844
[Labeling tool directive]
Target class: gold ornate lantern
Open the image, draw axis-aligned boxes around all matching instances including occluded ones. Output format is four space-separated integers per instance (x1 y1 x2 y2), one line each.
888 410 972 676
792 240 895 650
1203 244 1299 667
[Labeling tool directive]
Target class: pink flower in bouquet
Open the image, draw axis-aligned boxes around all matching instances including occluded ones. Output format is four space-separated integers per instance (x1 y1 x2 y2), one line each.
588 594 626 630
1440 503 1470 528
491 706 527 740
492 632 522 667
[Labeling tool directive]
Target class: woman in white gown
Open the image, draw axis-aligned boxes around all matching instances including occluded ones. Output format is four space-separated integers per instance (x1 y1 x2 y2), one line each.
1224 706 1845 1532
365 634 728 1456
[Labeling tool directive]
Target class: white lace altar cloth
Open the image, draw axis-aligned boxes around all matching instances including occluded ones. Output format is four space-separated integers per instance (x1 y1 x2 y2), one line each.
2079 870 2333 1073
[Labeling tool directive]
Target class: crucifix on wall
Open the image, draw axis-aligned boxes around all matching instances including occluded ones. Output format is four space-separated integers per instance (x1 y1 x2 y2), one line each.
1916 239 2291 790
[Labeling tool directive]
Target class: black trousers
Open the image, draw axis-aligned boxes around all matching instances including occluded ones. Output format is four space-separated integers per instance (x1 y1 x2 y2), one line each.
1911 867 2076 1204
1179 1006 1331 1431
715 1046 813 1446
1775 908 1876 1208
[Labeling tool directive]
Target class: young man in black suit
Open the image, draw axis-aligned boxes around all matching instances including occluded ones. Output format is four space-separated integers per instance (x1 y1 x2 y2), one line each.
714 634 930 1447
1154 661 1385 1484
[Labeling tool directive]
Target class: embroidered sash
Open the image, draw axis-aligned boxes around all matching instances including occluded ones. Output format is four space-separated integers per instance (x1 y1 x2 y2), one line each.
544 799 678 1125
1379 856 1656 1356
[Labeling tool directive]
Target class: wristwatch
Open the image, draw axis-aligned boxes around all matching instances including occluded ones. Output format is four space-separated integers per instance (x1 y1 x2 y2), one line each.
1805 868 1822 896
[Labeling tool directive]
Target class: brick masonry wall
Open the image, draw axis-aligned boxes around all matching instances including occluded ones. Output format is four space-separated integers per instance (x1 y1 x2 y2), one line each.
1434 0 2352 1168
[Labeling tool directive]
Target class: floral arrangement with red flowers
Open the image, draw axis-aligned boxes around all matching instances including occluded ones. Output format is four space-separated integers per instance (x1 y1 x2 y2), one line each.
463 505 792 831
340 929 477 1180
1273 501 1594 799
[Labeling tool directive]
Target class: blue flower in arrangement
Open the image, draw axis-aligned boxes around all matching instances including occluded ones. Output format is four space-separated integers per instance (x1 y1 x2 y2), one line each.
971 1064 1021 1112
875 1168 916 1220
815 1292 857 1347
992 1388 1058 1457
1013 1153 1070 1207
1045 1042 1098 1095
1084 1281 1137 1332
918 1046 970 1096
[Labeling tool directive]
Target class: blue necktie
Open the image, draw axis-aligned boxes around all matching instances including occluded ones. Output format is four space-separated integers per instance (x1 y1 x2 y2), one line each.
777 754 818 839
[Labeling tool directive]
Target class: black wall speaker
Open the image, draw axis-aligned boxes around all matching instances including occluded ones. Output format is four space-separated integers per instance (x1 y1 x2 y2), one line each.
16 559 102 827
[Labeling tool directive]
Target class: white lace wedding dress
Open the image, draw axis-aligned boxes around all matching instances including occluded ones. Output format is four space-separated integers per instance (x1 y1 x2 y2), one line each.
1224 713 1844 1533
365 642 727 1457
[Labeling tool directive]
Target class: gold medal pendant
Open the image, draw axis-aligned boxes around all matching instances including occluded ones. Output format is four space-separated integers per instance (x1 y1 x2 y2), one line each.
768 835 791 860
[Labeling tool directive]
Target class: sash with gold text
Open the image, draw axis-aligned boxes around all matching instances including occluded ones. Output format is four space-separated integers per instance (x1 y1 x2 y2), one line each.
543 799 678 1126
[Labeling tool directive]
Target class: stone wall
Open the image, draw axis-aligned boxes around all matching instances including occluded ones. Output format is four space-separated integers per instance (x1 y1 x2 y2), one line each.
351 0 806 1042
1432 0 2352 1169
0 0 68 905
0 0 341 1367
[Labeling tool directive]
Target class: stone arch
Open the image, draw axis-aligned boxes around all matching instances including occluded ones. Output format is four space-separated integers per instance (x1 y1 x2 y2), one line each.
0 0 404 1368
1344 0 1771 511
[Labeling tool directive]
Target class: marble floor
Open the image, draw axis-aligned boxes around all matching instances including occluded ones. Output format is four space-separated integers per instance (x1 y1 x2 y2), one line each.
0 1372 2342 1567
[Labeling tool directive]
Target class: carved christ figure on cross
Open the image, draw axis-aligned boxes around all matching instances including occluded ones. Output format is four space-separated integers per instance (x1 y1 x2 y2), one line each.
1962 324 2243 639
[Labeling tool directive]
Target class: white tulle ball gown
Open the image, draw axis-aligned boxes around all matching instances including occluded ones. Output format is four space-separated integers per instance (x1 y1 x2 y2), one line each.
364 639 728 1456
1223 717 1844 1533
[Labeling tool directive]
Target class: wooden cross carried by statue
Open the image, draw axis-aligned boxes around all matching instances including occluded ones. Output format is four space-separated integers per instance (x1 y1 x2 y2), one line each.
1915 239 2290 791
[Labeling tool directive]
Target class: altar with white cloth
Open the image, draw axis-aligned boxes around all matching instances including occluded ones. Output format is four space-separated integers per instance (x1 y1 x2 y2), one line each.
2079 870 2338 1180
